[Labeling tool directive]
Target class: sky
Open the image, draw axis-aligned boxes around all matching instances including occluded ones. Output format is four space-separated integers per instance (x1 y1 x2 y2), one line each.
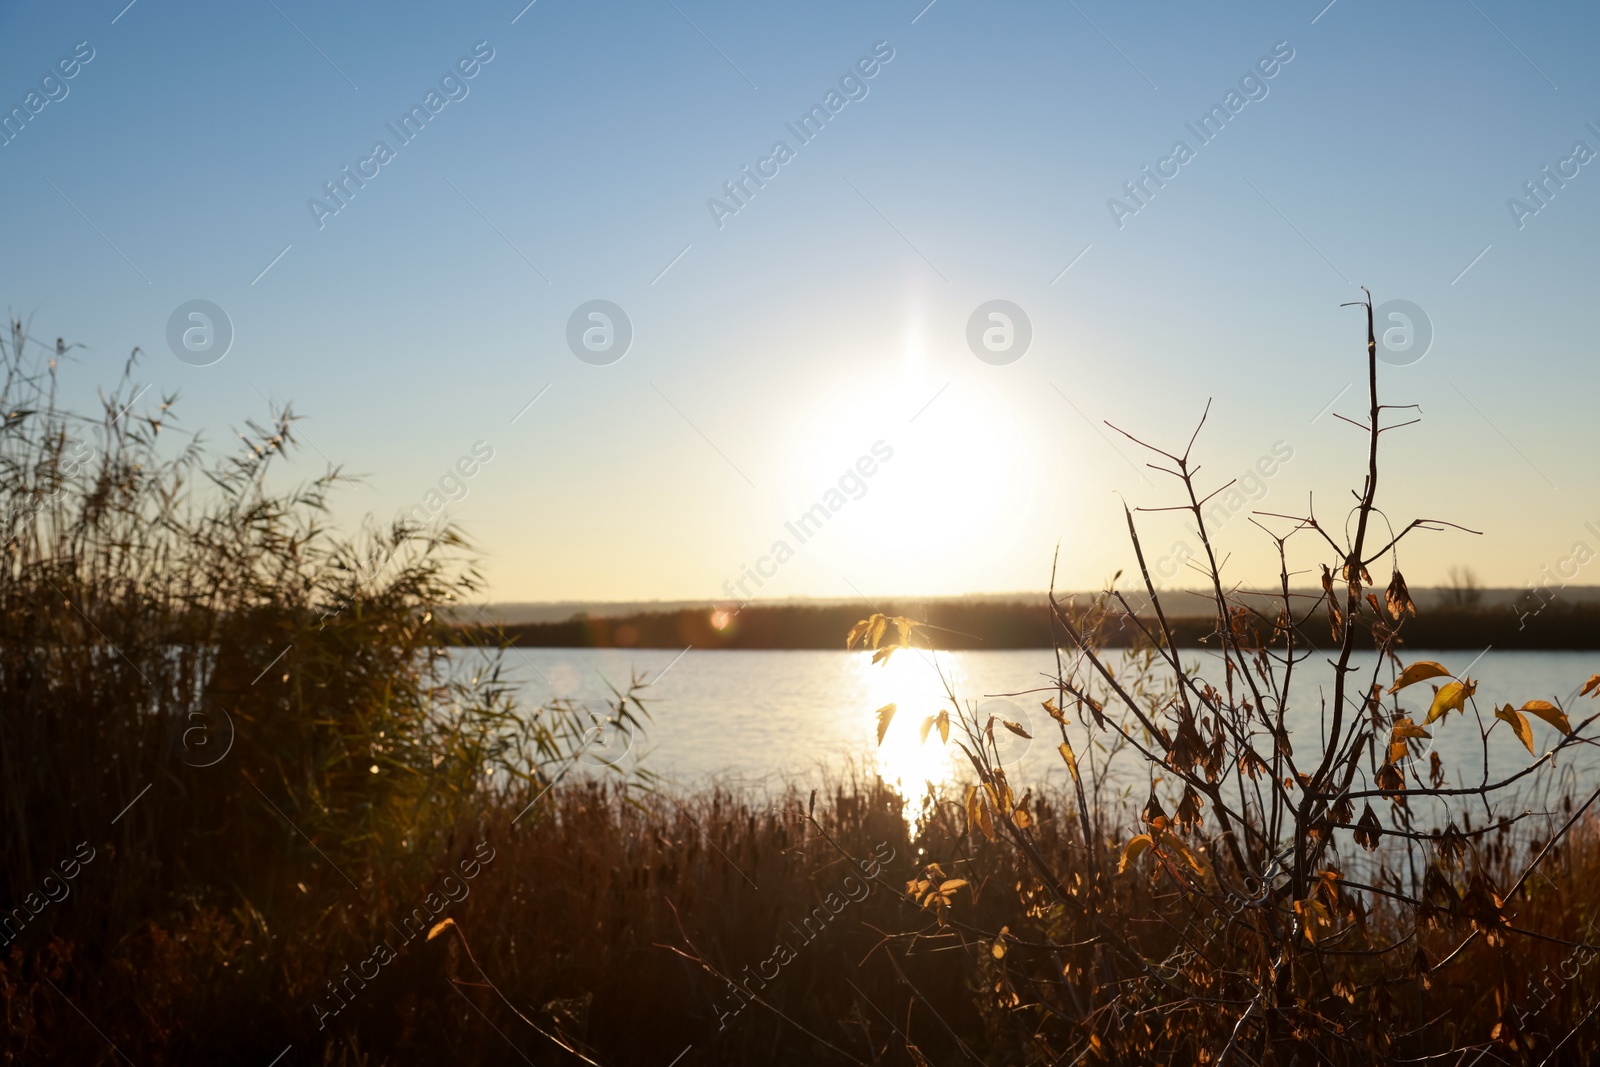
2 0 1598 605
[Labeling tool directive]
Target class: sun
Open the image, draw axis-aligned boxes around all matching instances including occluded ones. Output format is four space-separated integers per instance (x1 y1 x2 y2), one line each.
780 360 1039 594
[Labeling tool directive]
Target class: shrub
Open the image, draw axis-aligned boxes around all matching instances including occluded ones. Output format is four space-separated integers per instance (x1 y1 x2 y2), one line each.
855 291 1600 1063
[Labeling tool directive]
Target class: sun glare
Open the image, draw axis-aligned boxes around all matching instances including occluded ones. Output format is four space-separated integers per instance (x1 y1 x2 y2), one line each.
784 361 1039 593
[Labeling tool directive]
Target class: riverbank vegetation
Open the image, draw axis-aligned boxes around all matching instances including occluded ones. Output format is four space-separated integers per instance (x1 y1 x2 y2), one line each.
6 303 1600 1065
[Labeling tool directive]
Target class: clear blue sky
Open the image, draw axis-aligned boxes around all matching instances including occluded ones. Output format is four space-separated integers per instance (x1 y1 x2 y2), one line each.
3 0 1597 603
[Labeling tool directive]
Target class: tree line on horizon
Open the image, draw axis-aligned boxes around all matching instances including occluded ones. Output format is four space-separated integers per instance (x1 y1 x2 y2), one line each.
455 598 1600 651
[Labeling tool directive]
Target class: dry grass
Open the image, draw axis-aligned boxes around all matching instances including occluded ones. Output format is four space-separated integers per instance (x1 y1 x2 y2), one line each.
8 776 1600 1064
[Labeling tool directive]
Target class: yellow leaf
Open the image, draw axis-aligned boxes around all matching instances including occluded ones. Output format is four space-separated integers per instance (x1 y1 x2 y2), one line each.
846 618 872 649
1002 720 1031 739
1520 700 1572 735
1495 704 1534 755
966 786 995 841
985 774 1014 817
1390 660 1452 694
1058 741 1081 789
936 709 950 744
1388 717 1429 765
1119 834 1153 873
869 614 887 648
1292 898 1330 943
939 878 969 893
1425 679 1475 725
871 645 896 666
1160 831 1208 876
876 703 896 746
426 918 457 941
919 716 936 744
1581 674 1600 698
991 929 1007 959
1012 793 1034 830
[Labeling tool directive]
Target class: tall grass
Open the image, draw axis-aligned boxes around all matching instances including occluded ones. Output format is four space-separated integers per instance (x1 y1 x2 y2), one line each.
0 317 641 1062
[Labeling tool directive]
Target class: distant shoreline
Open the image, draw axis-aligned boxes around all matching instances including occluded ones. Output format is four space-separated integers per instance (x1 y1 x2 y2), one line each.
450 598 1600 652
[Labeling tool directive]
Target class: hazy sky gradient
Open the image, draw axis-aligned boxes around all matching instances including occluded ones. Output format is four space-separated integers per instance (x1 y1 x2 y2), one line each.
4 0 1597 603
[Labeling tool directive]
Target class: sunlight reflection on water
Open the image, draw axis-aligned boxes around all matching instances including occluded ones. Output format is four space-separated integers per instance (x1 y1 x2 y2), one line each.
482 647 1600 834
855 649 963 827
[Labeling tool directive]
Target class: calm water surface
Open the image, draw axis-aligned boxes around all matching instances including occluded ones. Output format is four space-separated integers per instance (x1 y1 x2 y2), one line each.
473 648 1600 813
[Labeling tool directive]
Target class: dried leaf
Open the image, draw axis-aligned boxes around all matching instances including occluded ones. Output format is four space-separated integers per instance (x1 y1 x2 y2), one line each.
1058 741 1081 789
1386 570 1417 620
1520 700 1572 735
1495 704 1535 755
876 703 896 746
1119 834 1153 873
1390 660 1451 694
1425 679 1476 725
1353 803 1383 851
1411 944 1431 982
1001 720 1031 740
1164 832 1208 876
986 774 1014 817
1175 785 1204 833
846 618 872 649
1387 716 1424 764
966 785 995 841
1390 716 1431 740
427 918 457 941
1293 898 1331 943
1583 674 1600 698
1142 789 1167 826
